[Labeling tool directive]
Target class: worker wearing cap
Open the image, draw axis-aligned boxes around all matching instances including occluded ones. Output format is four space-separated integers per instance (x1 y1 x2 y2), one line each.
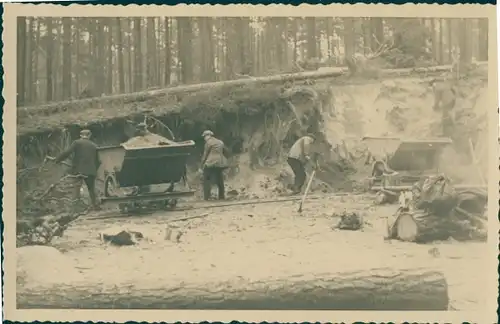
199 130 229 200
287 134 316 195
50 129 101 210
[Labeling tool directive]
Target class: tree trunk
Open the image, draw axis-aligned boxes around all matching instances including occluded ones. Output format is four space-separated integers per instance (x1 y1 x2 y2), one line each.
362 18 372 55
164 17 171 85
343 18 355 60
478 18 488 61
458 18 472 67
88 19 97 96
17 264 449 310
45 18 54 102
17 17 27 106
439 19 445 64
126 19 133 92
223 18 236 79
272 17 286 71
155 18 162 85
74 19 80 95
370 18 384 51
54 20 62 101
116 18 125 93
305 17 317 59
177 17 193 83
133 18 143 91
106 19 113 94
199 17 215 82
146 17 157 88
430 19 438 63
62 18 72 100
25 17 34 104
292 18 298 64
447 18 454 63
239 17 251 74
18 60 479 136
95 19 106 96
33 18 40 102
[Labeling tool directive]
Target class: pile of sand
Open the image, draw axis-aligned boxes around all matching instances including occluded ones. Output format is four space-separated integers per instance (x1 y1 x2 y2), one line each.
17 245 84 289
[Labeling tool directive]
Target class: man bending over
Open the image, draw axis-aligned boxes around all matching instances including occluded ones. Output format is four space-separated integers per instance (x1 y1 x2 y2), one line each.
287 134 316 195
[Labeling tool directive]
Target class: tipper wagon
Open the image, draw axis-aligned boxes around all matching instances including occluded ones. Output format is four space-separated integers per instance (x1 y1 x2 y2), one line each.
97 140 196 214
362 136 453 192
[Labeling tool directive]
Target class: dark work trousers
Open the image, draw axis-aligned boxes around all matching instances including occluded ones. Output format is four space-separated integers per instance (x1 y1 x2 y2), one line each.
287 157 306 193
203 167 225 200
71 174 98 207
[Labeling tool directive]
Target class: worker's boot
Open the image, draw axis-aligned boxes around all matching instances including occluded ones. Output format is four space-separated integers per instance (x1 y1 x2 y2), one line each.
288 182 300 195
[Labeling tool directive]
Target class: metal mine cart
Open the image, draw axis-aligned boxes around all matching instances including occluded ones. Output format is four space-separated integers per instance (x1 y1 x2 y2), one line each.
362 136 453 194
97 140 196 214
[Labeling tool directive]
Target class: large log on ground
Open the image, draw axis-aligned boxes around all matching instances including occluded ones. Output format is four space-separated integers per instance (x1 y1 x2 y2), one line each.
17 267 449 310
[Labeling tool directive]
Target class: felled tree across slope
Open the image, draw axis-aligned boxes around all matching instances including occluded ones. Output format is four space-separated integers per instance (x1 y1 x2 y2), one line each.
17 63 478 138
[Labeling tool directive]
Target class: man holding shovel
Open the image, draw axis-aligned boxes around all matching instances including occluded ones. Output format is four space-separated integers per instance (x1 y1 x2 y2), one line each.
287 134 317 195
199 130 230 201
47 129 101 211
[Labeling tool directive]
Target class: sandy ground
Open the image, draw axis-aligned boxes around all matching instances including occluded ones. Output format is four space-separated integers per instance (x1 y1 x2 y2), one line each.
18 193 489 311
17 74 490 311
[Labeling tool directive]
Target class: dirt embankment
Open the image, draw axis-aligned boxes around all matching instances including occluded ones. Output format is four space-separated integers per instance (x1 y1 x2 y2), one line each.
17 69 489 217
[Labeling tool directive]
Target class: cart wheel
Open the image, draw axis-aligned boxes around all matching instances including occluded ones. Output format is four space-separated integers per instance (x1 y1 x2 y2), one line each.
161 199 177 210
118 203 129 214
104 176 119 197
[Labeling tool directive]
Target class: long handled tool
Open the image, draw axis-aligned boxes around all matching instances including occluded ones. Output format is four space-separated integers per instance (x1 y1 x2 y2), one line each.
298 169 317 213
468 139 486 185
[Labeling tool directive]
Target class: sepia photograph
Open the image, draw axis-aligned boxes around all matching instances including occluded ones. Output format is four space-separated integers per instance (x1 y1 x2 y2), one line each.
3 3 498 323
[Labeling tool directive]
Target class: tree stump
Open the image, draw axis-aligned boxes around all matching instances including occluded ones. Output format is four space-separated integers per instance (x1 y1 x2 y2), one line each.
391 210 451 243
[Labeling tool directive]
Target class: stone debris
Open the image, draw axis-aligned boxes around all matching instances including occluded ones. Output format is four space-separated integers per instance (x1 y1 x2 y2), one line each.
100 229 144 246
334 211 364 231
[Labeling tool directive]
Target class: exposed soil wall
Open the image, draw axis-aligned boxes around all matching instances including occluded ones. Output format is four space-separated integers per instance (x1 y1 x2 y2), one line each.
17 67 489 219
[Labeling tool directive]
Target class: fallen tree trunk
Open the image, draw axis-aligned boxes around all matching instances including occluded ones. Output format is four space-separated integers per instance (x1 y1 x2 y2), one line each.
17 62 488 137
17 68 346 119
17 267 449 310
18 62 487 120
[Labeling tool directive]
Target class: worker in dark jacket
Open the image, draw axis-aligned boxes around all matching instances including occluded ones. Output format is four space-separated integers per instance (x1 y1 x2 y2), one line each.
199 130 229 200
287 134 316 195
49 129 101 210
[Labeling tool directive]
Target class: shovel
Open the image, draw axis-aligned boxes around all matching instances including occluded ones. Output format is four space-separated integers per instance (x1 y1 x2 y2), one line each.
297 169 317 213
